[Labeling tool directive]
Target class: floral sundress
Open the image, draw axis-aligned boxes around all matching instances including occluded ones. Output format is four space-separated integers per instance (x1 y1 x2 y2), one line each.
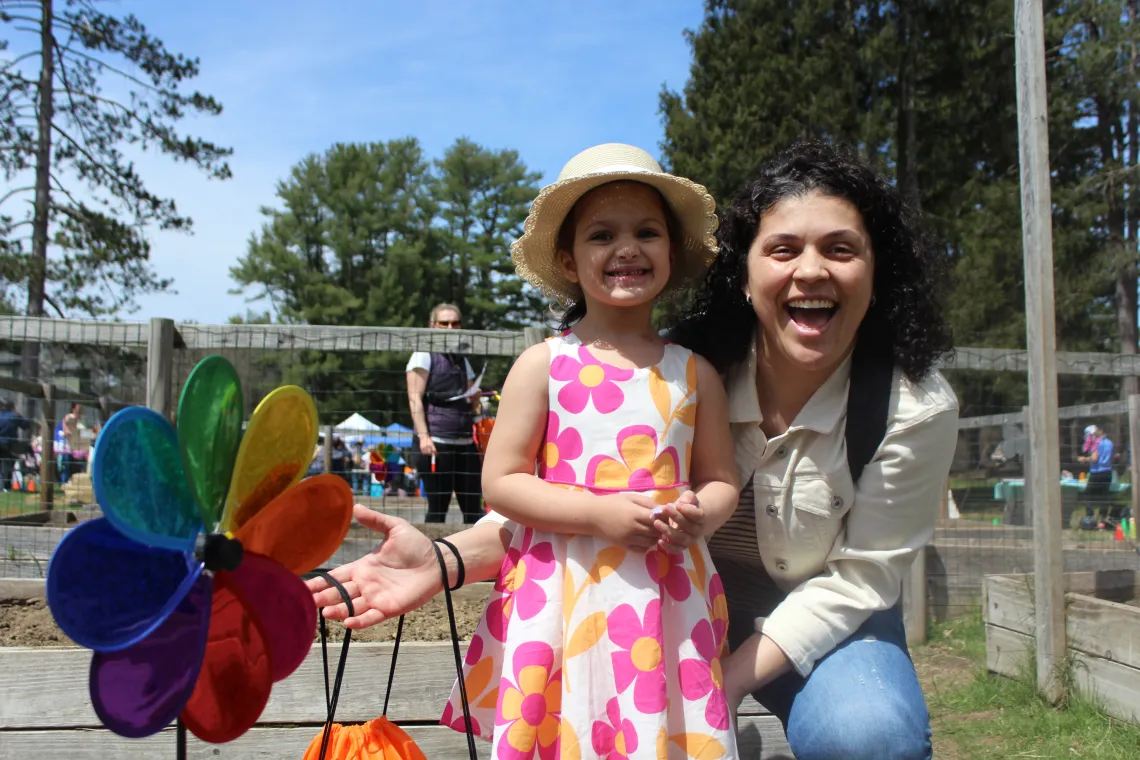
441 332 737 760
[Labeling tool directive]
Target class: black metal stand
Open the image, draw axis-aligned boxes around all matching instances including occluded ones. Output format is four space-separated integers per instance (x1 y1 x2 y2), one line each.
176 718 187 760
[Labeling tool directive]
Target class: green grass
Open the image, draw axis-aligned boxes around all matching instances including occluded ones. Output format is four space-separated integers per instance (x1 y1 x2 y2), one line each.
918 614 1140 758
0 489 39 516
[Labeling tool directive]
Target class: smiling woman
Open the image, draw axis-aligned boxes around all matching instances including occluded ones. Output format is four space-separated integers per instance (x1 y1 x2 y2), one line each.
669 139 958 760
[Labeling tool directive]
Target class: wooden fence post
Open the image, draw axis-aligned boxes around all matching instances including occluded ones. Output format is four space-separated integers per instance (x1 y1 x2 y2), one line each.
324 425 334 474
146 318 175 419
902 545 928 646
1015 0 1066 704
1130 395 1140 523
39 382 54 513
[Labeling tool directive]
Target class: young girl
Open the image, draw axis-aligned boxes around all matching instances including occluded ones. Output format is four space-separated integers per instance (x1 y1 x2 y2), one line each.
440 144 740 759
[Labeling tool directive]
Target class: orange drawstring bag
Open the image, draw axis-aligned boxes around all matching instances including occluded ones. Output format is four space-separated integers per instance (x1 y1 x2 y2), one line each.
303 543 478 760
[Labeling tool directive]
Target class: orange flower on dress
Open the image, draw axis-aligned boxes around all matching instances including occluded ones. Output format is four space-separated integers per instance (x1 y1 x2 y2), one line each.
584 424 682 504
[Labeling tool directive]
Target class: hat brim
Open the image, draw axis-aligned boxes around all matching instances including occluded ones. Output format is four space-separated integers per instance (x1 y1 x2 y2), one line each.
510 169 718 305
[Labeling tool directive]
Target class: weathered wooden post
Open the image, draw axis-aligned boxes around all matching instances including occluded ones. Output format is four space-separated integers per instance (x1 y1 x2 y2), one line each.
1014 0 1066 703
39 382 54 513
1129 395 1140 523
146 317 175 419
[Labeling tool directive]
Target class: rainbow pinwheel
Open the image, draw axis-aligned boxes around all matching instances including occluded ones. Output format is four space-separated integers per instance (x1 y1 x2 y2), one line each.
46 356 353 743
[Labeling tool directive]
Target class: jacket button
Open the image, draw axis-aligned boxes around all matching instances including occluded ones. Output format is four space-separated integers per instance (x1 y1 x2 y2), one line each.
831 495 844 510
765 504 778 517
775 561 788 572
776 445 787 457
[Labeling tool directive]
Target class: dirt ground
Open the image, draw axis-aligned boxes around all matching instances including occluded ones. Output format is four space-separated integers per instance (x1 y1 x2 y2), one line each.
0 595 488 647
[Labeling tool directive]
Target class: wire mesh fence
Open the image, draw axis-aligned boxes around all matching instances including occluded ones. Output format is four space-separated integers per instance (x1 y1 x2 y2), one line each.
935 369 1140 621
0 316 1137 633
0 317 535 576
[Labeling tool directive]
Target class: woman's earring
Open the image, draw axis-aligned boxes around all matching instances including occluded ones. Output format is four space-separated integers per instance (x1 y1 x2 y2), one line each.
870 294 877 307
745 292 752 304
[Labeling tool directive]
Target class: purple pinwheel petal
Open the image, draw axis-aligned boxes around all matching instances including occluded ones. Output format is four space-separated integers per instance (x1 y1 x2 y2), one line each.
90 573 212 738
227 551 316 681
46 518 202 652
92 406 201 551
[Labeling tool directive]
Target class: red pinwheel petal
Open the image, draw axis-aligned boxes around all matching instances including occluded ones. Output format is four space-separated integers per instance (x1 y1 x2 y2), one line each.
228 551 316 682
234 474 353 575
179 572 273 744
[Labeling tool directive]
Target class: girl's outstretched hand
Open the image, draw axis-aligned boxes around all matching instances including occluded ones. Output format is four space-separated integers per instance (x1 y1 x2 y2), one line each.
305 504 440 629
653 490 706 551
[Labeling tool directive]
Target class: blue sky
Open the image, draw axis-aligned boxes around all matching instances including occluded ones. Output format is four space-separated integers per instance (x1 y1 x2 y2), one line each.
104 0 704 323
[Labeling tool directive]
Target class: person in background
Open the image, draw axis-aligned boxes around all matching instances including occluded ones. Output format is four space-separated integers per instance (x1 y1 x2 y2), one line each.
349 438 367 494
405 303 483 523
330 435 351 487
60 402 82 484
0 399 31 492
1078 424 1117 529
85 423 101 477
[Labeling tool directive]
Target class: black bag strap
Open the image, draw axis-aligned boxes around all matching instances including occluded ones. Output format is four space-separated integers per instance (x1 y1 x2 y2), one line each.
310 561 478 760
845 342 895 485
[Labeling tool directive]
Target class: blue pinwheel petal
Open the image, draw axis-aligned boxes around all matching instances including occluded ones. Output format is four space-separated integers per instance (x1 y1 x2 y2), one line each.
46 518 203 652
93 406 201 550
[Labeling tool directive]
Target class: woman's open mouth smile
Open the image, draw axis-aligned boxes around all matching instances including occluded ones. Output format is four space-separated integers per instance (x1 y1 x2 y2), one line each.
784 298 838 335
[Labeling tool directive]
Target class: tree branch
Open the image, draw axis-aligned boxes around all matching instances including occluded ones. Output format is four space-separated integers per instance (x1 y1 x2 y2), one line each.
0 49 42 72
51 124 136 197
55 44 165 96
42 290 65 318
0 185 34 207
47 172 81 209
53 40 99 152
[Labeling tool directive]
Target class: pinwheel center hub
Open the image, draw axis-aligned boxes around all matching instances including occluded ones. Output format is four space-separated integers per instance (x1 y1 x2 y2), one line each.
196 532 244 572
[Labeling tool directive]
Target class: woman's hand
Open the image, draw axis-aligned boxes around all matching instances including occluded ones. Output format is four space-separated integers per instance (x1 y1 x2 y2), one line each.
418 434 437 457
306 504 441 629
595 493 660 551
652 490 706 551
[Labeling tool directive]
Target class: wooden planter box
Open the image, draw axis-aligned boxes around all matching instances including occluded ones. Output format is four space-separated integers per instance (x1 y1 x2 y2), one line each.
0 579 792 759
983 570 1140 724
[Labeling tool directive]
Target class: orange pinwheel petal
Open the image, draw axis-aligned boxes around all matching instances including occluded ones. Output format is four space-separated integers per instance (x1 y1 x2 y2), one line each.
235 474 353 575
180 572 272 744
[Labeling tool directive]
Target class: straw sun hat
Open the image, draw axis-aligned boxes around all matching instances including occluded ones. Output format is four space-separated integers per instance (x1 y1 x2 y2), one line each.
510 143 718 305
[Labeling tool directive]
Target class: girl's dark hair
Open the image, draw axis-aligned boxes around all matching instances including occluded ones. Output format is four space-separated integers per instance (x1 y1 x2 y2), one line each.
553 181 682 332
671 139 952 381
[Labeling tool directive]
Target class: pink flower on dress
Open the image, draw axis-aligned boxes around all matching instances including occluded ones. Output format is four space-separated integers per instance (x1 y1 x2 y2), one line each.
608 600 666 713
537 412 582 483
591 697 639 759
550 345 633 414
496 642 562 760
678 618 730 730
487 529 556 641
441 699 482 738
585 425 682 503
646 549 692 602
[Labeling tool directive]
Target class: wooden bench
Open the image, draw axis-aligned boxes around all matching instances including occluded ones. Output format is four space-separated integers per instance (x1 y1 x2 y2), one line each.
0 578 793 759
0 642 792 758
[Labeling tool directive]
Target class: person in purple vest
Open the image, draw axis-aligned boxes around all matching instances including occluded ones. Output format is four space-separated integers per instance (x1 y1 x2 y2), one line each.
405 303 483 523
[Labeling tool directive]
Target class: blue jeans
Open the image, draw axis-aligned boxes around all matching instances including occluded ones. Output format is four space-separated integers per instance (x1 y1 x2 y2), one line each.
729 605 932 760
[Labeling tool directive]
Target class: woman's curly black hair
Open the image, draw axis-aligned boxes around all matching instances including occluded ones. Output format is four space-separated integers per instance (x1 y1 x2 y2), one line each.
671 139 953 382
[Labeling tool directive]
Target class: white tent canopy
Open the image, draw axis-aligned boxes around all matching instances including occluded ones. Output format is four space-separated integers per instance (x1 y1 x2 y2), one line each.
332 412 382 438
